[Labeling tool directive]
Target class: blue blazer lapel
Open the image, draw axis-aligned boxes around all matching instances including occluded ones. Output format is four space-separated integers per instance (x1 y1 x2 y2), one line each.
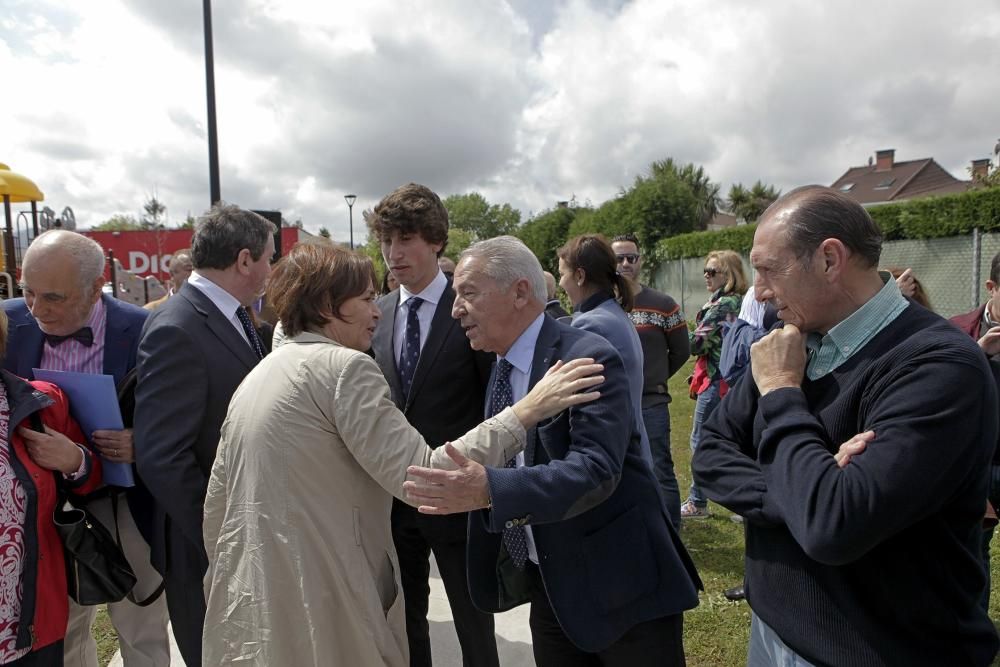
11 321 45 380
525 316 561 466
179 284 260 371
101 295 136 385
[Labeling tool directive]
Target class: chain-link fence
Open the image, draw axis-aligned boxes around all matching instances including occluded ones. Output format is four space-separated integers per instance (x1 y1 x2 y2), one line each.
651 231 1000 320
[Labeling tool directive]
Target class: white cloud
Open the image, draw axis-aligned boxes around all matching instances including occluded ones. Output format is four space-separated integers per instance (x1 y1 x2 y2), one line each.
1 0 998 243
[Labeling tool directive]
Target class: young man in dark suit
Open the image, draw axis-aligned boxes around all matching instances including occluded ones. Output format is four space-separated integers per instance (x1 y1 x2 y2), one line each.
133 205 275 666
3 229 169 667
367 183 500 667
405 236 702 667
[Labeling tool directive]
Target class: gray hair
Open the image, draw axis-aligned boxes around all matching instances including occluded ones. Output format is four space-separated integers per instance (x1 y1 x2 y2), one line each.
191 203 276 270
25 230 106 292
459 236 547 302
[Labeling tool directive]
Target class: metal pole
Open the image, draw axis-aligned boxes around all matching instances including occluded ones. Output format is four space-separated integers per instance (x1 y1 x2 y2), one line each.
30 200 39 238
349 203 354 249
3 195 15 280
203 0 221 206
972 226 982 309
109 250 118 299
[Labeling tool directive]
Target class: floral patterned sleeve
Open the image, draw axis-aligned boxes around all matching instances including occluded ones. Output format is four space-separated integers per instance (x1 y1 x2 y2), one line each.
689 294 743 377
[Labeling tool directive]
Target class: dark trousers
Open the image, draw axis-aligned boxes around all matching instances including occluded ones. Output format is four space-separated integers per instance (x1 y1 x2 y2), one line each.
164 570 206 667
8 641 63 667
392 502 499 667
526 564 686 667
981 524 995 611
643 404 681 530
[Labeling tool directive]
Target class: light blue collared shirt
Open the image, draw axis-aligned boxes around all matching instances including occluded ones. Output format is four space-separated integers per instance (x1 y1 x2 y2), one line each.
805 272 908 380
497 312 546 564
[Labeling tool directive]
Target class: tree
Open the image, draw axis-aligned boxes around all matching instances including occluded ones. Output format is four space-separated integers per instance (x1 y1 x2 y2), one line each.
727 181 781 224
443 192 521 240
319 227 331 239
177 214 196 230
971 163 1000 189
516 204 585 274
92 214 143 231
650 159 721 230
142 195 166 230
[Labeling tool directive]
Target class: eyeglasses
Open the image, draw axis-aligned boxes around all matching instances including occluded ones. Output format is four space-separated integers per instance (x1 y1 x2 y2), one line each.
615 254 640 264
703 268 721 277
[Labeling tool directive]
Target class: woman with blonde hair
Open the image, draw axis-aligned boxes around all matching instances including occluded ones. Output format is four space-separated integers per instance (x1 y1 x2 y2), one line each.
680 249 747 519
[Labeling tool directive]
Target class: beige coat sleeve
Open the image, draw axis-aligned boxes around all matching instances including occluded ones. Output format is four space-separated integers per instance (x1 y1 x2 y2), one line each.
330 352 525 505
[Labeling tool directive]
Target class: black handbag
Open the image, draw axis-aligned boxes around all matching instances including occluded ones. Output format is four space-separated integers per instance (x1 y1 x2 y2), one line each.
30 412 138 605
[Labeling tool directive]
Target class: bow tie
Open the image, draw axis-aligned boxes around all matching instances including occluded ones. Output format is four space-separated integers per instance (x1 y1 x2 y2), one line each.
45 327 95 348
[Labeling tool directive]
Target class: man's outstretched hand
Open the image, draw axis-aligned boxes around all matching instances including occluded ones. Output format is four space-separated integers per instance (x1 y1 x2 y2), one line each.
404 443 491 514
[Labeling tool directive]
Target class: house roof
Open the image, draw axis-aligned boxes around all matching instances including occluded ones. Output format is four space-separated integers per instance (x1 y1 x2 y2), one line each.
706 211 738 230
830 157 971 205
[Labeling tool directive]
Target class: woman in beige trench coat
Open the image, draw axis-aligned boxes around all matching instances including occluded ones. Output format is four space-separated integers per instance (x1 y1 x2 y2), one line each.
202 243 602 666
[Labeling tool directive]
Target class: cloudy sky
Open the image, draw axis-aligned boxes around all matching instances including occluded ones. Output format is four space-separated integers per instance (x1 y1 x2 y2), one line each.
2 0 998 241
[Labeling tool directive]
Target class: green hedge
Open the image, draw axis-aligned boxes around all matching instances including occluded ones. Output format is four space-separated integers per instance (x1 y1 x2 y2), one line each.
653 187 1000 260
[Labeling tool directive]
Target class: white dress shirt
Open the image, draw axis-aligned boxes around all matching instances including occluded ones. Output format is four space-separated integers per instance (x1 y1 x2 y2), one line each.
393 269 449 362
187 272 252 346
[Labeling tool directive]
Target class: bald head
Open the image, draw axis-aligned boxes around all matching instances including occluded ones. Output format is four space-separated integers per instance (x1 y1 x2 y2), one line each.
23 230 106 290
543 271 558 300
20 230 107 336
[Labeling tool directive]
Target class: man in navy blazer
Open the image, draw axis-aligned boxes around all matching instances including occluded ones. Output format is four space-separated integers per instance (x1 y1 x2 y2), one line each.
3 229 169 667
134 205 275 667
405 236 701 666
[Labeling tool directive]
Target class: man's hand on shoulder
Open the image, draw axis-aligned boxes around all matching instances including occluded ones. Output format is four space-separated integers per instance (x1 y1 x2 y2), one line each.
751 325 807 396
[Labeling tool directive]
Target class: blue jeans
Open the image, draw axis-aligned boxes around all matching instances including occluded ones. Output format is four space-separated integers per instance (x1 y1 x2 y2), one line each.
687 381 721 508
747 612 816 667
643 404 680 530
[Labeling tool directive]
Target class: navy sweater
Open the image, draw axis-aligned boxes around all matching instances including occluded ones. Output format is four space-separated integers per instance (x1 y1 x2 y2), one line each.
694 304 999 666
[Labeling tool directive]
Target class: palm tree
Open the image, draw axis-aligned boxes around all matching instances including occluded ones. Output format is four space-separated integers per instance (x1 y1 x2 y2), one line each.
726 181 780 223
649 158 721 229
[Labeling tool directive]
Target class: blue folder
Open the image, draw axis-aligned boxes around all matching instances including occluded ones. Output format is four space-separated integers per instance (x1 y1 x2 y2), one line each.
32 368 135 487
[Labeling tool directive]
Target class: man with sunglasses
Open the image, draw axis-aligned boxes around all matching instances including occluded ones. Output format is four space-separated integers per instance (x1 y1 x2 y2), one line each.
611 233 689 529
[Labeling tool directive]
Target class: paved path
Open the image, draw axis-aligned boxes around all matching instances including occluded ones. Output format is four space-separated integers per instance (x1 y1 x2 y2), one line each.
109 556 535 666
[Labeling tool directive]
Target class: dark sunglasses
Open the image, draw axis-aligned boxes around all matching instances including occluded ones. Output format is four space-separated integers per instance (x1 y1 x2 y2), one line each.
615 253 640 264
703 268 721 277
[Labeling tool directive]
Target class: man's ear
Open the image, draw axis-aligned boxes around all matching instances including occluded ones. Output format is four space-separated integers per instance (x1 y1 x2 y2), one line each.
818 238 849 279
987 280 998 295
574 268 586 286
512 278 532 307
89 275 105 303
236 248 253 275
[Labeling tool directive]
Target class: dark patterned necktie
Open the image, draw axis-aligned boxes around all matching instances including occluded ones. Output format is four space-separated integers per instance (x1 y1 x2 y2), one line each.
236 307 265 360
398 297 424 397
490 358 528 570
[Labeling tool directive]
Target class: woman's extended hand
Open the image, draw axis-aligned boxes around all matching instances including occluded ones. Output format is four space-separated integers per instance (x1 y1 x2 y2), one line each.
18 424 85 475
511 358 603 427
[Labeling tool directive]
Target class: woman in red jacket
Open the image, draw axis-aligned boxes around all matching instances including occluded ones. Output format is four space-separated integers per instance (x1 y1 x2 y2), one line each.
0 308 102 666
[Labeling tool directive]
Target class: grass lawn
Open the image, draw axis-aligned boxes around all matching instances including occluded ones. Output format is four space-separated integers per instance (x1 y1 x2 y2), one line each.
92 359 1000 665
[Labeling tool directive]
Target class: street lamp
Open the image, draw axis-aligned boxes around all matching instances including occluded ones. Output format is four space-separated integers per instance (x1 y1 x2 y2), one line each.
345 194 357 249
